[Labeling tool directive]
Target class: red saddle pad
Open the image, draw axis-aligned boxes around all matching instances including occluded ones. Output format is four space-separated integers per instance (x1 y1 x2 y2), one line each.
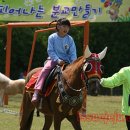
26 69 41 91
25 69 56 97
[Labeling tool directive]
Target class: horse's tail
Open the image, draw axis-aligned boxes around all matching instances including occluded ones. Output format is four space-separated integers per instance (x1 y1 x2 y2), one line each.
19 74 30 121
19 87 26 121
19 87 35 130
19 70 36 130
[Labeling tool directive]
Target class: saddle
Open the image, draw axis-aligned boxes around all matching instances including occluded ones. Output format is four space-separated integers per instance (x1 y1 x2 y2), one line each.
26 67 58 97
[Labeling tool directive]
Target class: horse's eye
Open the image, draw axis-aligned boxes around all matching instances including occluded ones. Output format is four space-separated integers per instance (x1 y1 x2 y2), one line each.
100 65 104 73
85 63 92 72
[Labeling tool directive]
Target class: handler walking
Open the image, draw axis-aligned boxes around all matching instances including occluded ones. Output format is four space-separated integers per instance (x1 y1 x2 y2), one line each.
100 66 130 130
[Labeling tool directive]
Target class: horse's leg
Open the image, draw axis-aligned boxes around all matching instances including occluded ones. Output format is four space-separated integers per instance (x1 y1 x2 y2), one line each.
0 89 4 107
20 91 35 130
42 115 53 130
54 113 64 130
66 113 82 130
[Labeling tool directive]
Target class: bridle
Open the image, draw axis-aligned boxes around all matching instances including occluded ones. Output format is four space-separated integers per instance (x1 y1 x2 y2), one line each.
56 55 103 106
81 56 102 90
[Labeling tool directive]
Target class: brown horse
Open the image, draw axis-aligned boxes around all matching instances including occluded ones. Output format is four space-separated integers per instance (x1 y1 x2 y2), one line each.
20 46 107 130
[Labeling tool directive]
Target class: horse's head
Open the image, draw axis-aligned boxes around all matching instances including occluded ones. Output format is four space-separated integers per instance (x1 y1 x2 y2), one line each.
82 46 107 96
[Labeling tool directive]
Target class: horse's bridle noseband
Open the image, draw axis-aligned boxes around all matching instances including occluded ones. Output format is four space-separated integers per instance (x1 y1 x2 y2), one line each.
81 56 102 90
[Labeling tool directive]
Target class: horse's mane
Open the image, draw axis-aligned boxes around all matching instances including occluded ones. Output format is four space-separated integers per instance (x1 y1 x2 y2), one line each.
62 56 85 90
64 56 84 73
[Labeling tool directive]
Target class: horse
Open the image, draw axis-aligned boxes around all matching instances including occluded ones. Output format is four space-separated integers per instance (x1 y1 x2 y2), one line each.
0 72 25 107
20 46 107 130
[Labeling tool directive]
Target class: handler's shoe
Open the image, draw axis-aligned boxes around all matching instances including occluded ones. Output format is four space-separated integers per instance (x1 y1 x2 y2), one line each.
31 90 40 104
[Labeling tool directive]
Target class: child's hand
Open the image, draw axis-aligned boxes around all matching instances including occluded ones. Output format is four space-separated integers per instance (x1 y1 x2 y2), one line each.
58 60 65 66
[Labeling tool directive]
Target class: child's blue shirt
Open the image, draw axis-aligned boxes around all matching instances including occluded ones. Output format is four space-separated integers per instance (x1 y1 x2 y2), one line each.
47 32 77 63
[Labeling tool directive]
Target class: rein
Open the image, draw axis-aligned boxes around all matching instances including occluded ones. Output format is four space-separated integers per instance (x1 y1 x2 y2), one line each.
81 56 101 90
81 69 89 90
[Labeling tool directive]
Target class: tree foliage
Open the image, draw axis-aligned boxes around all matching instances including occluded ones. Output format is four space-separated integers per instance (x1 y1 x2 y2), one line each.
0 22 130 95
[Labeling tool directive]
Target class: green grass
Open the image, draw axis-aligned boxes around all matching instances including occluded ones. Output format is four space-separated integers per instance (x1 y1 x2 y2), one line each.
0 95 127 130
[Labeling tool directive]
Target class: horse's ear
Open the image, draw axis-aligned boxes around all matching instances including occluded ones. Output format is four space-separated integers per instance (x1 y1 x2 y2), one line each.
98 47 108 60
84 45 92 58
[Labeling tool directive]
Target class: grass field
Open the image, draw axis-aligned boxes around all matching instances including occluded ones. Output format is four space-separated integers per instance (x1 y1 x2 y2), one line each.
0 95 127 130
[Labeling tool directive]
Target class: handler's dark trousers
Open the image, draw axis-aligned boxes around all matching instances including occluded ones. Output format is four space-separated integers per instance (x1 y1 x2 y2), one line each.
125 116 130 130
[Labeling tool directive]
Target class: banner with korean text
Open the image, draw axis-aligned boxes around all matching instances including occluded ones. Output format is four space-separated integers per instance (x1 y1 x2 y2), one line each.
0 0 130 22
